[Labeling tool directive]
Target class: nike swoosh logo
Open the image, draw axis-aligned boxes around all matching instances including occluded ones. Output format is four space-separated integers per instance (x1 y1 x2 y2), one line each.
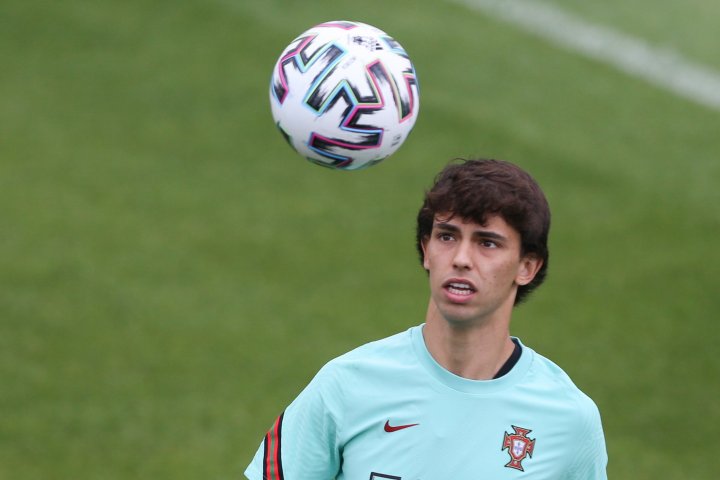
384 420 419 432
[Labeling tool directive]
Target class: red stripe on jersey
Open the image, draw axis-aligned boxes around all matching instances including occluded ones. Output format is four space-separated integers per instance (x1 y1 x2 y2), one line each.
263 412 285 480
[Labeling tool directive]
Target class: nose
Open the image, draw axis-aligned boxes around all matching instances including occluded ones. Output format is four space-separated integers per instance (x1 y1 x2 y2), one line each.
452 240 473 270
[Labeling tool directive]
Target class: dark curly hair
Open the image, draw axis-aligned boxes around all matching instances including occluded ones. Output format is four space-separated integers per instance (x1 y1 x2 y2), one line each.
416 159 551 305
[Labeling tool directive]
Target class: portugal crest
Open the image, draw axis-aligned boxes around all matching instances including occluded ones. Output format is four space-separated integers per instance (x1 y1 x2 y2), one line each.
502 425 536 471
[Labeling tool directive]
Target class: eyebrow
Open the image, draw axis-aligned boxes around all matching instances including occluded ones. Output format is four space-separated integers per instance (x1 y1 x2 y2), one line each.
434 221 509 242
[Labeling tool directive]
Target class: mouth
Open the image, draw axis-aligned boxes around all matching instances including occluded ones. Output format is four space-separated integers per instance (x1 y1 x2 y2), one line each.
443 279 477 297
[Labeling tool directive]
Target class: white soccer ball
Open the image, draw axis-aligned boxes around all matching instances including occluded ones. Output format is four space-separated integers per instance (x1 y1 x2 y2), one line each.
269 21 420 170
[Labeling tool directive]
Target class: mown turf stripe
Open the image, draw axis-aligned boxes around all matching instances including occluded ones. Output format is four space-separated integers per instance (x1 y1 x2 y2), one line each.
454 0 720 111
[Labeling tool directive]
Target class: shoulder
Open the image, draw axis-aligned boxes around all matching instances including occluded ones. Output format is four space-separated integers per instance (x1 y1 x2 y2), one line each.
305 326 421 405
521 343 607 465
320 327 417 380
338 327 415 361
306 327 416 384
523 344 602 418
522 346 608 476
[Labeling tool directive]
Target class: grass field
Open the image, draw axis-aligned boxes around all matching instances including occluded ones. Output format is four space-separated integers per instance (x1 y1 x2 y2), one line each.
2 0 719 478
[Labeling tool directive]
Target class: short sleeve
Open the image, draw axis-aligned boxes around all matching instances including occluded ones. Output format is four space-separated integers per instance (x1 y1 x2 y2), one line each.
567 399 608 479
245 364 344 480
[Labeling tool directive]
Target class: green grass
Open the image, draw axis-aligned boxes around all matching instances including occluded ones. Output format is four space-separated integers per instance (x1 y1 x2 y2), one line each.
549 0 720 69
2 0 719 478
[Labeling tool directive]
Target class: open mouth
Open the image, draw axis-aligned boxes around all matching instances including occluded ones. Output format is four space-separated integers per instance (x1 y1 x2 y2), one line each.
444 280 477 296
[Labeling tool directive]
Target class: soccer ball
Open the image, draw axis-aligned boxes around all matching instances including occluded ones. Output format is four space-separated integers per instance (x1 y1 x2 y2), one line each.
269 21 420 170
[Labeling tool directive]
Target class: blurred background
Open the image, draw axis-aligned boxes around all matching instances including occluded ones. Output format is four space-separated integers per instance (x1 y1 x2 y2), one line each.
2 0 719 478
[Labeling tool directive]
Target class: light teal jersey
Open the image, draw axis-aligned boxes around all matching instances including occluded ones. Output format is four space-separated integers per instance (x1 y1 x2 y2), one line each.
245 325 607 479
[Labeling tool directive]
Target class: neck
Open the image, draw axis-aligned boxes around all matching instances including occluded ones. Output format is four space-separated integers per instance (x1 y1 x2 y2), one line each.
423 301 516 380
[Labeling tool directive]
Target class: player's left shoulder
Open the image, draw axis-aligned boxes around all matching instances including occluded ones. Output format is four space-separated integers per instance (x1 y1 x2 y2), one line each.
522 342 602 413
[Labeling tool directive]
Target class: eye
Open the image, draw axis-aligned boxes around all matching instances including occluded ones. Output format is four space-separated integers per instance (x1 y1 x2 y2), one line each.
480 239 498 248
437 233 455 242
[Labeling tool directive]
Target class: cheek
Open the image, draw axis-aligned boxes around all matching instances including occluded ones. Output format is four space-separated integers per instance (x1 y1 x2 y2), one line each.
494 259 523 283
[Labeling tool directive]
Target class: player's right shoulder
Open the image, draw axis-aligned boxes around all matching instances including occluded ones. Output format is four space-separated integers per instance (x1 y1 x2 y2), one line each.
313 326 416 387
332 327 415 366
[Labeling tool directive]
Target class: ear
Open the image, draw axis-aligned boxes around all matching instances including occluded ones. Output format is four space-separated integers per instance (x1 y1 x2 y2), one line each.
421 237 430 271
515 254 543 286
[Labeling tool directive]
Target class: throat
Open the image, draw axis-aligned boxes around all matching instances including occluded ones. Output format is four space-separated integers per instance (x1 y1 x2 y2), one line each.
422 321 519 380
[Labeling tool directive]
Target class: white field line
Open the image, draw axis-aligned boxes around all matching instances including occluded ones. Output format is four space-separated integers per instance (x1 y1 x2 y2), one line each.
452 0 720 111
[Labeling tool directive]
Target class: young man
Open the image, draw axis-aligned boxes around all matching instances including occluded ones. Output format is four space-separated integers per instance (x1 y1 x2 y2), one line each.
245 159 608 479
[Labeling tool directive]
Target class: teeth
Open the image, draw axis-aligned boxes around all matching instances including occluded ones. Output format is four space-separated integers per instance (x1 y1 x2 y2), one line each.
448 287 472 296
447 282 474 295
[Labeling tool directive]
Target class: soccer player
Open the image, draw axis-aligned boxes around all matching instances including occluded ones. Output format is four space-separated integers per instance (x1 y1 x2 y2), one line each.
245 159 608 479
